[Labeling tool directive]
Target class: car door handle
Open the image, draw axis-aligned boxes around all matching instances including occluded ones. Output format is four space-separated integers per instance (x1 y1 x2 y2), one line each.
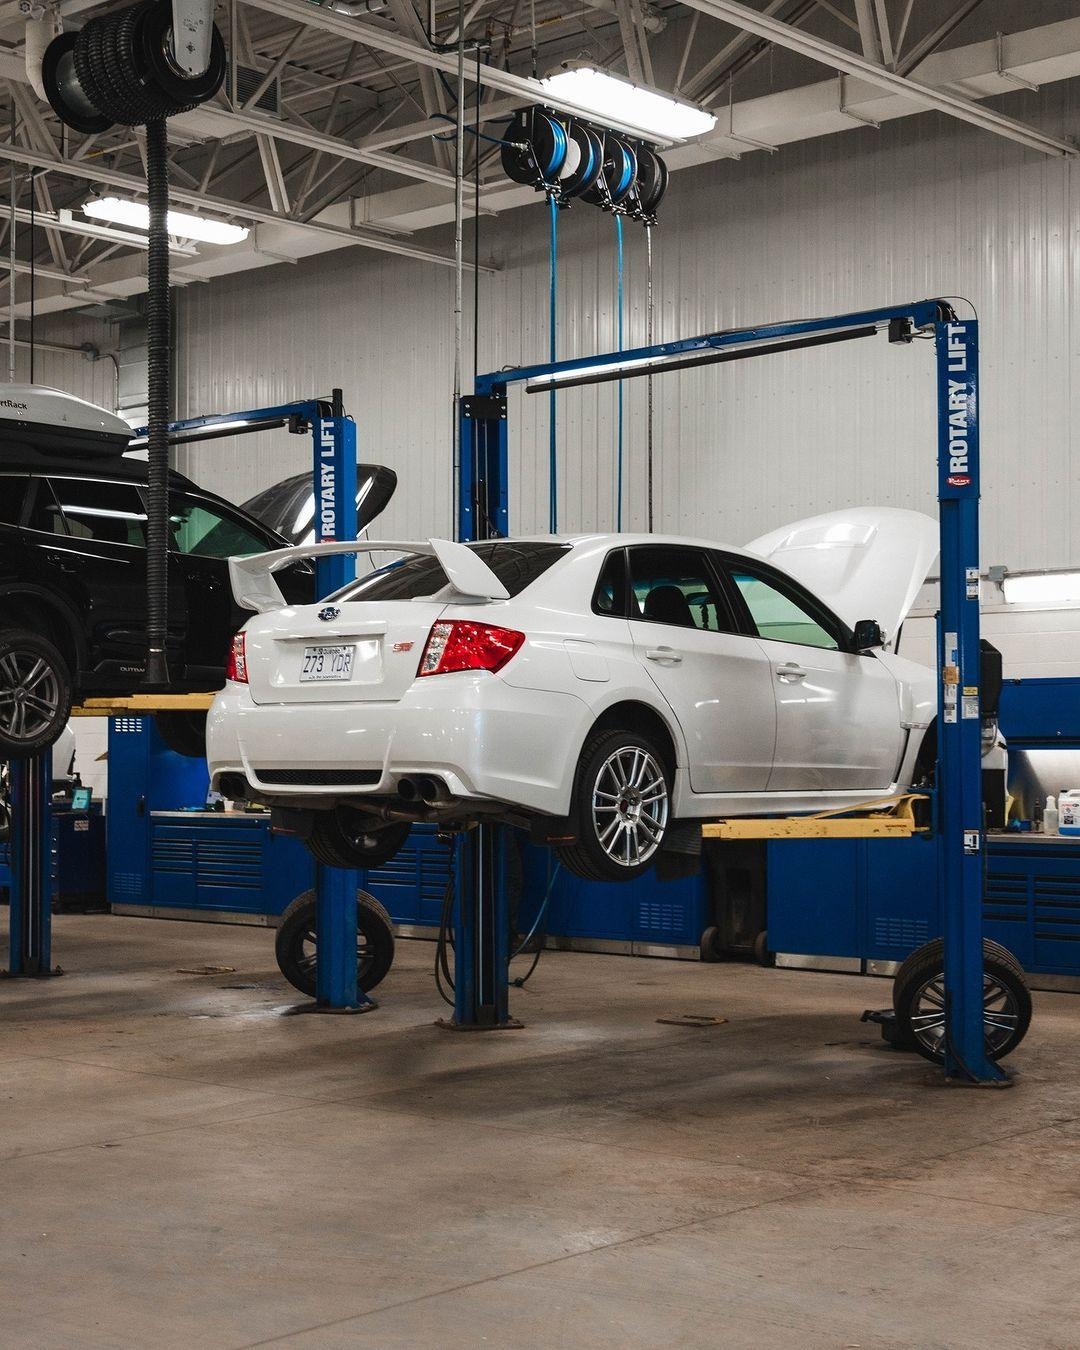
646 647 682 665
775 662 807 681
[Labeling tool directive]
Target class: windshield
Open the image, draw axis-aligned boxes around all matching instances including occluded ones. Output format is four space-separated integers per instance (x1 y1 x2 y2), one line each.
331 542 569 602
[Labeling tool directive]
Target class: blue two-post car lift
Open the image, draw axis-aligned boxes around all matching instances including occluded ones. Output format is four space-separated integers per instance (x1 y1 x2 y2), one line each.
6 390 373 1013
458 298 1007 1084
6 299 1007 1083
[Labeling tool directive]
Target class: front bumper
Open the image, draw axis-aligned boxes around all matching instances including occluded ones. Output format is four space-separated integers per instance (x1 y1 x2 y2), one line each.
207 675 591 817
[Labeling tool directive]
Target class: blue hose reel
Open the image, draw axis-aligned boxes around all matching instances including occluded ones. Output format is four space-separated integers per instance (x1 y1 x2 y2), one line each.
501 107 668 224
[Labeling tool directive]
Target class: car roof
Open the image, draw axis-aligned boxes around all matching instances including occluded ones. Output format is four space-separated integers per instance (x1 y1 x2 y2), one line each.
489 532 751 558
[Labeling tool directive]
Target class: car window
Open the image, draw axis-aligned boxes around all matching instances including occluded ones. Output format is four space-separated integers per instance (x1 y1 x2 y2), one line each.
334 542 569 602
730 567 841 650
168 495 271 558
592 549 629 617
46 477 147 546
628 545 735 633
0 476 26 525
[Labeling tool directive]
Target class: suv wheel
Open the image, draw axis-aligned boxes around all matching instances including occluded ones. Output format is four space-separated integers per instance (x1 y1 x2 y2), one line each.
0 629 73 759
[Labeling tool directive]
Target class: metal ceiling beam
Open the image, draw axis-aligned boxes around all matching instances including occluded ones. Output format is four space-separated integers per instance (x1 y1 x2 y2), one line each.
675 0 1077 157
0 141 492 270
873 0 895 68
237 0 677 142
613 0 652 84
897 0 986 77
383 0 452 173
256 133 291 212
682 0 802 101
853 0 882 63
357 98 519 151
173 103 472 190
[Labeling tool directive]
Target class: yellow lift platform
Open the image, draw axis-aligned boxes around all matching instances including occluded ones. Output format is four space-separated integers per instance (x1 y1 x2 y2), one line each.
702 794 929 842
70 693 217 718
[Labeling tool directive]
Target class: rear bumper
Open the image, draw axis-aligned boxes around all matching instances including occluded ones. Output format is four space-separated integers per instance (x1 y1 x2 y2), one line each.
206 675 590 816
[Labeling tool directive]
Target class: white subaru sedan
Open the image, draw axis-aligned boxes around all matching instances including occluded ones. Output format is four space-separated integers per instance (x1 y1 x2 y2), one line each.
207 509 938 882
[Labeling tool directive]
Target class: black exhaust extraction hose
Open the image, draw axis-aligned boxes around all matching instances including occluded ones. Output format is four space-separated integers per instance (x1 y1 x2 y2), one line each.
41 0 226 687
144 115 171 684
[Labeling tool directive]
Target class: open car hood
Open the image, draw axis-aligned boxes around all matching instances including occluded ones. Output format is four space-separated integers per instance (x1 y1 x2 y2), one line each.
745 507 938 642
241 464 397 545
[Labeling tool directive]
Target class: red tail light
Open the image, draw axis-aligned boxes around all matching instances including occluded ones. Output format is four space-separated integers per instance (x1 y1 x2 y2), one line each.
418 620 524 677
226 632 248 683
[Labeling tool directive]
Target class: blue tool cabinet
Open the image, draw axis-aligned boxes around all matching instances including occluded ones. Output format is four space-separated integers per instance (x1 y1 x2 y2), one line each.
522 847 707 949
768 678 1080 980
1 804 105 912
983 837 1080 975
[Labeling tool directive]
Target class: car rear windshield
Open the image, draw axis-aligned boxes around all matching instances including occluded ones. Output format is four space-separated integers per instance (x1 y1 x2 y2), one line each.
333 541 569 602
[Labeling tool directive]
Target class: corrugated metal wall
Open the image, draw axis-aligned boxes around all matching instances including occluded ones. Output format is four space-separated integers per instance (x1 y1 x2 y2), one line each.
177 80 1080 571
8 312 119 412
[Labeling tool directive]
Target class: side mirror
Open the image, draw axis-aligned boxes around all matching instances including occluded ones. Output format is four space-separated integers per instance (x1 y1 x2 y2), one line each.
853 618 885 653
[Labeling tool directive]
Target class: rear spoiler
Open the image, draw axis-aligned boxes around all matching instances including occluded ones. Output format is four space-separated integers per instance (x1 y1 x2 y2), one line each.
229 538 510 613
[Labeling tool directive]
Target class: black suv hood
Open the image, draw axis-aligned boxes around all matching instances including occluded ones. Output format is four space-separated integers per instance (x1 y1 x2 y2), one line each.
241 465 397 546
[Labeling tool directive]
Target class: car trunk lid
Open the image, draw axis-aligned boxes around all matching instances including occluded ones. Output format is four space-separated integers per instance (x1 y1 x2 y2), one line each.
244 600 446 704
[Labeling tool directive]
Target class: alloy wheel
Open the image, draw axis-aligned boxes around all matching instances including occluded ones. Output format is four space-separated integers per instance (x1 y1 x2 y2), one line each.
590 745 669 868
0 650 62 744
908 971 1021 1059
294 925 375 981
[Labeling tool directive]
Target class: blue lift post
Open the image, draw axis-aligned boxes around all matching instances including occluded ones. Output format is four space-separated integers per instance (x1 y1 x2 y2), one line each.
460 299 1006 1082
141 391 371 1011
452 394 516 1028
6 754 56 977
309 391 370 1011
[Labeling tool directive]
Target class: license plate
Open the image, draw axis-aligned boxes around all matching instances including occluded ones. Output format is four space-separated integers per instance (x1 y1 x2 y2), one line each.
300 645 354 682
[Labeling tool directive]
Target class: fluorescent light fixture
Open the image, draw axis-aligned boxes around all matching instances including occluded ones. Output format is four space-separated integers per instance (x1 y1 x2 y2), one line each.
128 418 256 449
83 197 250 246
1003 571 1080 605
539 66 716 142
525 323 878 393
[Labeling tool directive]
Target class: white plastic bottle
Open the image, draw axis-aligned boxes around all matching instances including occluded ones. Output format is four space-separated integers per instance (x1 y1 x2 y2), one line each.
1045 795 1060 835
1060 789 1080 836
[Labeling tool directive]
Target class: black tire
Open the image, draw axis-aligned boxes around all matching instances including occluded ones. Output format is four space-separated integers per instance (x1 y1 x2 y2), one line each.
699 925 725 963
753 929 775 968
892 936 1026 997
274 888 395 998
153 710 208 759
305 810 411 870
555 728 671 883
892 937 1032 1065
0 628 73 759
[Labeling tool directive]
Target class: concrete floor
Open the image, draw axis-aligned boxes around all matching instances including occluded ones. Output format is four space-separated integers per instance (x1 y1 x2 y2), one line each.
1 918 1079 1348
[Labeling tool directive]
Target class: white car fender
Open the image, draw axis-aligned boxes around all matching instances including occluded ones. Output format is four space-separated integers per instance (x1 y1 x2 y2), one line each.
872 648 936 729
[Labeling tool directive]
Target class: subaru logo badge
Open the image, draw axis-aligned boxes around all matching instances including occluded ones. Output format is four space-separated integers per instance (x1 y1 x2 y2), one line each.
317 605 340 622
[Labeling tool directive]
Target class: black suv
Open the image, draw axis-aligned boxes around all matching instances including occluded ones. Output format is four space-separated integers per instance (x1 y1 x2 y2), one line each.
0 437 310 759
0 387 398 760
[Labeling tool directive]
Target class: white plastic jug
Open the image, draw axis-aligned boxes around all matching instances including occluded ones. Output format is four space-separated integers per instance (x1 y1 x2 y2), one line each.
1060 790 1080 836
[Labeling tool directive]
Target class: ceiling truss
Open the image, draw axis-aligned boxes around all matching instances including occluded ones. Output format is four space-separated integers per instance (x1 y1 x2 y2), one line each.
0 0 1075 320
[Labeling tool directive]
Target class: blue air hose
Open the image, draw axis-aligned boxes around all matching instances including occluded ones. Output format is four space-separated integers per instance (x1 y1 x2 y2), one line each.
615 213 624 531
548 192 558 534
